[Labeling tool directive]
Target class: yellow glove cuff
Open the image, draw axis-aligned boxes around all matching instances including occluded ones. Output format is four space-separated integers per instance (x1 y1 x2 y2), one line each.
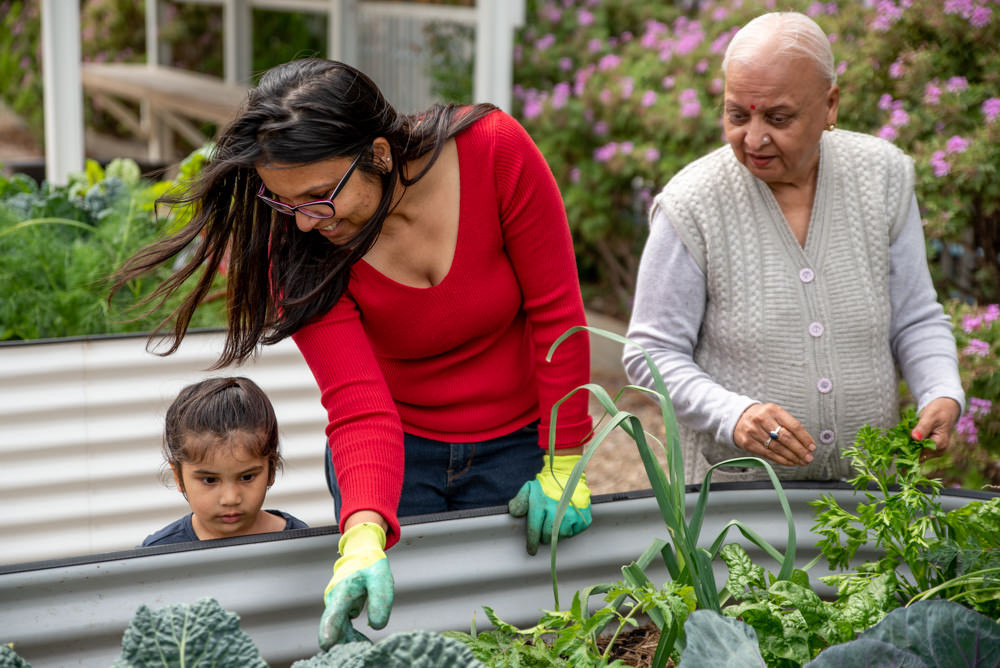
537 454 590 507
325 522 387 597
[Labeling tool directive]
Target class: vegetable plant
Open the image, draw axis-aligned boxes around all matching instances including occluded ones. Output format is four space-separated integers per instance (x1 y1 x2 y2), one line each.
680 600 1000 667
111 598 267 668
811 410 1000 618
447 577 694 667
0 150 226 341
537 326 801 666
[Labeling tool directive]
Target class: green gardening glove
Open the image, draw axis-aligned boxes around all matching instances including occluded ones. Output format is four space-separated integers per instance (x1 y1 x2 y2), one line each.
508 454 592 555
318 522 394 650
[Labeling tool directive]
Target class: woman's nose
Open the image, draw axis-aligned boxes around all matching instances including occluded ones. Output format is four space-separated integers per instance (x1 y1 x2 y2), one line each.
294 211 319 233
745 120 770 150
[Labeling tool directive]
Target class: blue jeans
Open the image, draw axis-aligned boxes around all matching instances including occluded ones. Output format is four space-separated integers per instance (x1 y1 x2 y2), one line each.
324 421 544 521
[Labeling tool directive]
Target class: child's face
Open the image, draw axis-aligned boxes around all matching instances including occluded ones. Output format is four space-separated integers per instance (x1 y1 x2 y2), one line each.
173 432 276 541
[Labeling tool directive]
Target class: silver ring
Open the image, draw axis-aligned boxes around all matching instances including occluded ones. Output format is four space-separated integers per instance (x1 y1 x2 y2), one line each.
769 425 783 441
764 438 772 450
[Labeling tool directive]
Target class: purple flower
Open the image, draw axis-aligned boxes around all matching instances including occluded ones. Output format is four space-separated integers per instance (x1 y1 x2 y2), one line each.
930 150 951 177
946 76 968 93
890 108 910 127
593 121 609 136
878 93 894 111
695 58 710 74
598 54 622 71
558 57 573 72
710 78 724 95
620 141 635 154
535 34 556 51
946 135 970 154
640 90 657 108
712 6 729 20
578 9 595 26
569 167 581 184
807 1 824 16
962 313 984 332
944 0 973 15
970 6 991 27
955 412 978 444
599 89 613 104
594 143 618 163
877 125 899 141
588 38 603 53
645 147 661 163
551 82 571 109
710 27 739 55
964 338 991 356
662 76 676 90
969 396 993 416
924 81 942 105
523 98 544 120
984 304 1000 322
889 60 905 78
982 97 1000 123
836 61 848 75
871 0 904 30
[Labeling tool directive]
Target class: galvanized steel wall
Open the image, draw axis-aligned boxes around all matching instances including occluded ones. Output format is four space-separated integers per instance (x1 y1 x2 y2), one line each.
1 486 991 667
0 331 333 566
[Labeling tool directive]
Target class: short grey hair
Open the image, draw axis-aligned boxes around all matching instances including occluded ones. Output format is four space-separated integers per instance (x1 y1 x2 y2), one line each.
722 12 836 86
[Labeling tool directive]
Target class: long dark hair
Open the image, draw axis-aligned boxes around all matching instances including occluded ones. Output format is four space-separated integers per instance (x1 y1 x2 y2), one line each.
110 58 496 367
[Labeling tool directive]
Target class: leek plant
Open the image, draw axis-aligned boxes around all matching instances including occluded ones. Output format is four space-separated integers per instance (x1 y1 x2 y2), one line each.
543 326 800 666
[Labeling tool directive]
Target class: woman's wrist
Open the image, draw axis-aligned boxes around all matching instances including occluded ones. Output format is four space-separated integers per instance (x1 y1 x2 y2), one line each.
343 510 388 533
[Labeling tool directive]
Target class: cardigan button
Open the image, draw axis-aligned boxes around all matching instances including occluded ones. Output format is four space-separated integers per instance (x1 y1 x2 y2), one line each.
799 267 815 283
819 429 835 444
817 377 833 393
808 322 825 337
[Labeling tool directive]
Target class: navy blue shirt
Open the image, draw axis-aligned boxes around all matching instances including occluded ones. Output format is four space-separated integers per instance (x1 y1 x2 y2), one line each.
140 510 309 547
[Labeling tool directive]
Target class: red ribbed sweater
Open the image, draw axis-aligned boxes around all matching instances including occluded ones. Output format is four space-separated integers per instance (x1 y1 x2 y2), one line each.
291 111 593 547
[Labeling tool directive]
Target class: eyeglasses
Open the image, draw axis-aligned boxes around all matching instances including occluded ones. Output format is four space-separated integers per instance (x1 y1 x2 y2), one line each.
256 152 363 219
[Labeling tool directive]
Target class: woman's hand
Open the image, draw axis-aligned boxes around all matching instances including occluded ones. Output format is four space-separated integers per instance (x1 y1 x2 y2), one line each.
734 403 816 466
913 397 962 461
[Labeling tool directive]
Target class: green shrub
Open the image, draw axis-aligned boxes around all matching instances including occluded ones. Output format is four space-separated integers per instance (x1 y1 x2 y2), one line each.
0 153 226 341
510 0 999 312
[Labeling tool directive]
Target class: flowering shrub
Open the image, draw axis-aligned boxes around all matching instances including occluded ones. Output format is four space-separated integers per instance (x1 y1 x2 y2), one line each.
938 301 1000 488
511 0 1000 312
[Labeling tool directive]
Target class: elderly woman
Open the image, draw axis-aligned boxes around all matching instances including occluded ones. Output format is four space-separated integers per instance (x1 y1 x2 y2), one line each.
623 11 964 483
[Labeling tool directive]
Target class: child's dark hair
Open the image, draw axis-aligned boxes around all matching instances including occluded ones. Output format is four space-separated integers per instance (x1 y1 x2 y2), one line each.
164 376 282 483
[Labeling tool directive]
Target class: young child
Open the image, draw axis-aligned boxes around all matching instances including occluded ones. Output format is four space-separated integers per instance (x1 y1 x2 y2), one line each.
141 376 308 546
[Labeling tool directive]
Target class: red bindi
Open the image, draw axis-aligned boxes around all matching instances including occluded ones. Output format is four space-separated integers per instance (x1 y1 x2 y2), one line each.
750 104 756 110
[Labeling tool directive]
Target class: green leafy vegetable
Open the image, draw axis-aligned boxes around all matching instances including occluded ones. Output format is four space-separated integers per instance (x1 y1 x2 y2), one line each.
291 630 487 668
805 600 1000 667
0 643 31 668
677 610 765 668
111 597 266 668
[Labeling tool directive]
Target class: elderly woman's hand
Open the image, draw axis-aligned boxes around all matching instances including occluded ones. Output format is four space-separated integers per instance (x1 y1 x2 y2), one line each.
734 403 816 467
913 397 962 461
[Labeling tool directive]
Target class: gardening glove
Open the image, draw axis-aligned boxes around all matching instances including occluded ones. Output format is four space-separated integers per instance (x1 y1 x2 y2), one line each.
508 453 592 556
318 522 394 650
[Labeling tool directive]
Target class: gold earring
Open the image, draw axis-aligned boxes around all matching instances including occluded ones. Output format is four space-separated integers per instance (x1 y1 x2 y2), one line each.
826 123 836 131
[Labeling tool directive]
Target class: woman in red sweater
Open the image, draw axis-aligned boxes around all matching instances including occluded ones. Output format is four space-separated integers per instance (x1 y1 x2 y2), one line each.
111 58 594 648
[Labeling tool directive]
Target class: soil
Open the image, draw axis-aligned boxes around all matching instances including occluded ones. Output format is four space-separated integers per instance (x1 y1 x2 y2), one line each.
597 623 670 668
